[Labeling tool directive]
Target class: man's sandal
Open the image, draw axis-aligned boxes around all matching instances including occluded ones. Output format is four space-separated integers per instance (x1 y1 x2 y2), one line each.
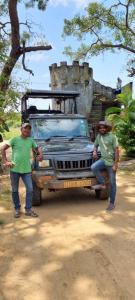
25 210 38 217
91 184 106 190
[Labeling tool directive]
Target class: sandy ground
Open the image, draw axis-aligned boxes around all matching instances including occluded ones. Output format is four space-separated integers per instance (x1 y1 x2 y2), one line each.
0 172 135 300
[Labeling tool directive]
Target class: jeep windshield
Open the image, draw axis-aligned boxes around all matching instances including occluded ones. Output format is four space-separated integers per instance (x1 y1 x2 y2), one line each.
31 118 89 140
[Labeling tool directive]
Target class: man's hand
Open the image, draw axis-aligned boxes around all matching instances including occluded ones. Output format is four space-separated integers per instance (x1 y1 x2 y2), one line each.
33 146 43 161
93 150 98 160
37 154 43 161
3 161 15 168
112 163 118 172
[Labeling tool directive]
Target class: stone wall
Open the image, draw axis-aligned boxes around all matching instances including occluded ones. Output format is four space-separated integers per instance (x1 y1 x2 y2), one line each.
49 61 93 117
49 61 118 124
93 80 115 101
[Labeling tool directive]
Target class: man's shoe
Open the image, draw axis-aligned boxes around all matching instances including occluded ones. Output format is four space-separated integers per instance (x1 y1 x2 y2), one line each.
14 209 21 218
92 184 106 190
106 203 115 212
25 210 38 218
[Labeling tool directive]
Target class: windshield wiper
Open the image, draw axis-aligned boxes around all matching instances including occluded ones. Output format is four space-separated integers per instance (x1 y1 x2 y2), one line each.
51 135 67 138
45 135 67 141
68 135 87 141
45 135 87 142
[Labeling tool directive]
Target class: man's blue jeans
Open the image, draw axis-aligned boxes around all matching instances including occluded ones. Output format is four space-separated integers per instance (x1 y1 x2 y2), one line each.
91 159 116 204
10 172 33 210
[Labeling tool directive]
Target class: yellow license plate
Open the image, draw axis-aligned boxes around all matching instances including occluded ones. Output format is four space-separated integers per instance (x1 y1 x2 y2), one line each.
64 179 91 188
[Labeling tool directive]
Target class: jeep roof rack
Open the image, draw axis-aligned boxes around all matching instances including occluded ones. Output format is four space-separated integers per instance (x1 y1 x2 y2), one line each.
22 89 80 100
21 89 80 122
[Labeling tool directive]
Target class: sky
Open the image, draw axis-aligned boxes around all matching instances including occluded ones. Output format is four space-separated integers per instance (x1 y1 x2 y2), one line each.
14 0 134 104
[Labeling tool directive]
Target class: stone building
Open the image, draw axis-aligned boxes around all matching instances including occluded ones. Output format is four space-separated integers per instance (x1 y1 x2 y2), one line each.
49 61 132 132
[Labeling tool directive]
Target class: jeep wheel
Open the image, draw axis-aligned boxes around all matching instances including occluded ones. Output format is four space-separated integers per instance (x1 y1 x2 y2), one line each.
32 181 42 206
95 189 109 200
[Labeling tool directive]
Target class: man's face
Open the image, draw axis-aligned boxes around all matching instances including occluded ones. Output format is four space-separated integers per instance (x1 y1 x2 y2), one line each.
21 127 31 138
98 125 107 135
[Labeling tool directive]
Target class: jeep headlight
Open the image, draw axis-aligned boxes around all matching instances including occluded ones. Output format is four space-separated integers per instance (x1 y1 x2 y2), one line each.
39 160 50 168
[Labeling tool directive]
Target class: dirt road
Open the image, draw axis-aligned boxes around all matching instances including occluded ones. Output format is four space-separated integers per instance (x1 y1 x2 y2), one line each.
0 172 135 300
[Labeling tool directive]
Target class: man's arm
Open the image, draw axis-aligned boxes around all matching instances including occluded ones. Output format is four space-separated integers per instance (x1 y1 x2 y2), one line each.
92 135 99 160
112 134 119 171
93 146 98 160
114 147 119 163
32 146 43 161
112 146 119 171
1 144 14 168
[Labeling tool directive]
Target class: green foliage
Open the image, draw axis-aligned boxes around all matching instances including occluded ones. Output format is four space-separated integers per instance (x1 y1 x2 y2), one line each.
1 112 21 138
25 0 49 10
0 88 21 133
0 118 9 133
3 127 20 140
0 104 9 134
6 112 21 126
0 41 8 62
21 31 31 43
0 89 20 109
0 1 8 15
106 91 135 157
63 1 135 76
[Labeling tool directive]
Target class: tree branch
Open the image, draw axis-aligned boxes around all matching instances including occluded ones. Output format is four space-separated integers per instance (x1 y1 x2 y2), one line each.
108 1 126 13
0 21 11 28
125 0 135 36
0 21 11 35
127 67 135 77
21 44 52 75
22 45 52 53
108 0 135 36
22 40 34 75
100 42 135 54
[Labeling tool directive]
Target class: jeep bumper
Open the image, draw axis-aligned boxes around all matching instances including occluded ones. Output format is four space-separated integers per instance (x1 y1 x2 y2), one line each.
32 171 97 190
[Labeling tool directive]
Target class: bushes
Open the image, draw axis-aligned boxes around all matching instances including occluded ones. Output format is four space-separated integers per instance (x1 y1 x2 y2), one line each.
3 112 21 139
106 92 135 157
116 123 135 157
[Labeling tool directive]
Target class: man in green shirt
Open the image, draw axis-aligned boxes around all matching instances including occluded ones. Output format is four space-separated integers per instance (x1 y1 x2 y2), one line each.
91 121 119 211
2 123 43 218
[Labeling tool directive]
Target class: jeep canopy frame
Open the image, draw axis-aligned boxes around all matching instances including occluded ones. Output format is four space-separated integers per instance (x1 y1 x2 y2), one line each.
21 89 80 122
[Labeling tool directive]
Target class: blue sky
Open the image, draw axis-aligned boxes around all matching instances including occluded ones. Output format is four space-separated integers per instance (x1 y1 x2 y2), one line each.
15 0 134 98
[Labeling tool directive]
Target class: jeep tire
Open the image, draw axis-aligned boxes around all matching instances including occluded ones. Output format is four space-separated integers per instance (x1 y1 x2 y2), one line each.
32 181 42 206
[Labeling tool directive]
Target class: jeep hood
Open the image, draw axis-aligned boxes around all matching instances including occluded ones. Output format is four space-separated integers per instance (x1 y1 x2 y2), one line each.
36 138 94 154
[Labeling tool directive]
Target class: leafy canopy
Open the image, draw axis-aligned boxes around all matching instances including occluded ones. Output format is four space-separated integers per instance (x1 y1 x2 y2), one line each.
63 0 135 77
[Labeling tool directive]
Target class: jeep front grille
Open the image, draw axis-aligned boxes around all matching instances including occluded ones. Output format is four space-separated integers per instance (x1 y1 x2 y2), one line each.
54 158 92 171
